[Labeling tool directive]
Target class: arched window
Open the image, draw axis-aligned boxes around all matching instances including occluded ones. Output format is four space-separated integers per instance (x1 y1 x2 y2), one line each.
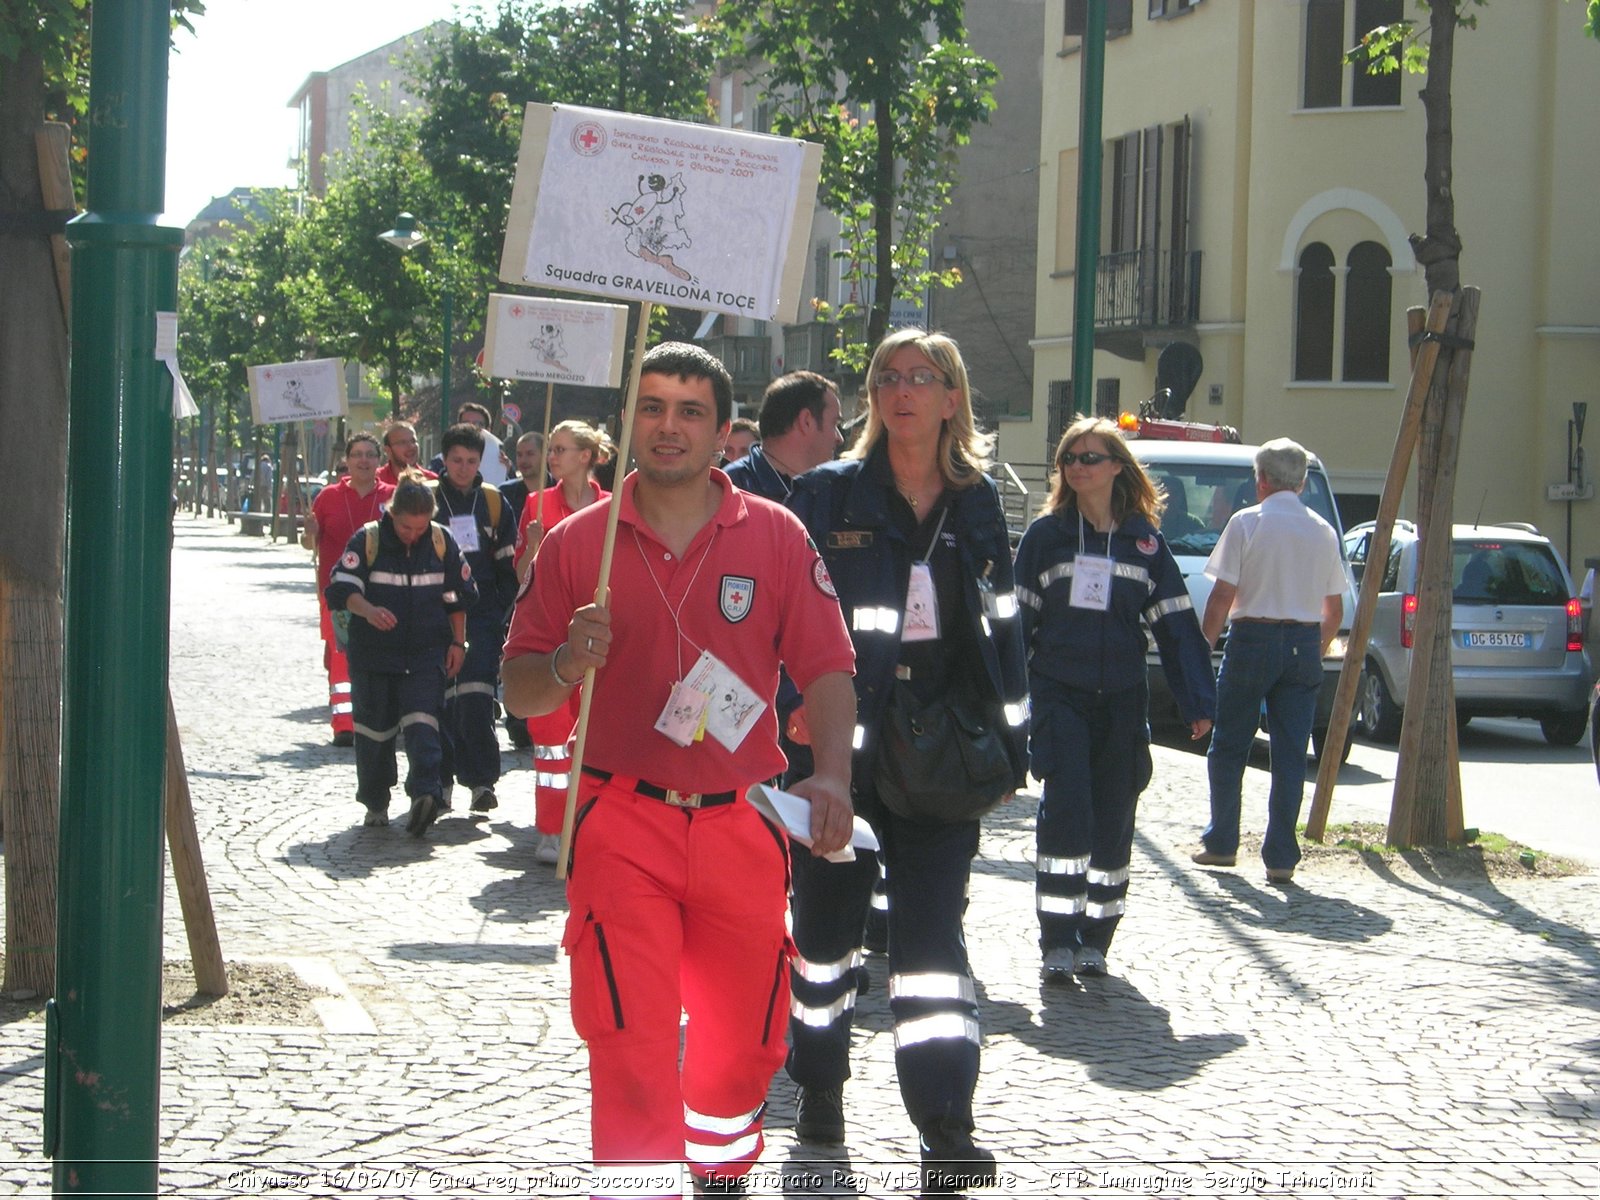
1294 243 1335 381
1343 241 1392 382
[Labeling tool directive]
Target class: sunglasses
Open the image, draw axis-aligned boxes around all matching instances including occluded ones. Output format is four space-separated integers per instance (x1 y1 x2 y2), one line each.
1059 450 1112 467
873 368 950 390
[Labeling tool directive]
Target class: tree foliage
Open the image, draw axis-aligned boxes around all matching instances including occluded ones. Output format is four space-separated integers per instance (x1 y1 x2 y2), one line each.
713 0 997 366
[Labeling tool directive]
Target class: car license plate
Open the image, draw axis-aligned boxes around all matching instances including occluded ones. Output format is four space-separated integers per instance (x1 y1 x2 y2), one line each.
1462 630 1529 648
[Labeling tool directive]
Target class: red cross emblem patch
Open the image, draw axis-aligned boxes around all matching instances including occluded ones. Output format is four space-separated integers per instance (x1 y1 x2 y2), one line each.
720 575 755 623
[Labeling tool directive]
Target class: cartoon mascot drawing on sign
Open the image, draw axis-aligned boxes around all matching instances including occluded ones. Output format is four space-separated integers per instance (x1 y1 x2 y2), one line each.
610 172 692 282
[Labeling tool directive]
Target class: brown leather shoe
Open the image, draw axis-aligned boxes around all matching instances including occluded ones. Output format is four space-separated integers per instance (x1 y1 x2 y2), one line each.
1266 867 1296 884
1190 849 1237 867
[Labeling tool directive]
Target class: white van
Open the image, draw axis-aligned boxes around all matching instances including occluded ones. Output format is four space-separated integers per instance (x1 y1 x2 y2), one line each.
1127 435 1357 761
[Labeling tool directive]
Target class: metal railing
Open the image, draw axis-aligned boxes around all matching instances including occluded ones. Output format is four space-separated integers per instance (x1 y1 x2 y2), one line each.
1094 248 1202 329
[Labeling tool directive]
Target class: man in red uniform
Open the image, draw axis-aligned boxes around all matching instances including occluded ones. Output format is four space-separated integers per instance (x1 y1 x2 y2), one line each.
376 421 436 488
503 342 857 1200
303 432 394 745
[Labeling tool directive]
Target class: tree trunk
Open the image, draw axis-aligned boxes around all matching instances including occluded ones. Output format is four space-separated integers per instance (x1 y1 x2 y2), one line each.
0 49 68 994
1411 3 1461 296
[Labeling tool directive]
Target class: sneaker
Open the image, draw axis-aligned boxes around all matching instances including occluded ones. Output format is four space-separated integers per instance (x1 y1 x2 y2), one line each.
535 833 561 865
794 1084 845 1145
1190 849 1237 867
406 793 442 837
920 1133 998 1196
1072 946 1108 977
361 808 388 828
1040 946 1076 983
1266 867 1296 884
332 730 354 747
470 786 498 814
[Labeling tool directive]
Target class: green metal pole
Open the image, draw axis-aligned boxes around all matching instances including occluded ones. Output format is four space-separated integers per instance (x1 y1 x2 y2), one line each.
1071 0 1108 416
48 3 181 1194
440 225 454 444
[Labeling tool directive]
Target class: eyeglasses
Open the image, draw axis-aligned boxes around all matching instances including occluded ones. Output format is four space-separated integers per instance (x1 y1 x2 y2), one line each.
346 449 381 461
873 368 950 390
1059 450 1112 467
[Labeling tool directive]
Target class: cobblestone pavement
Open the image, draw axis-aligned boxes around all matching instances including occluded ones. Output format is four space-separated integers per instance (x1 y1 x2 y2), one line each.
2 515 1597 1197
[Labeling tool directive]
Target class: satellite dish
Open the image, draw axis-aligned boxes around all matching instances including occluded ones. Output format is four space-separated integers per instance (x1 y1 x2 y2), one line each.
1154 343 1204 419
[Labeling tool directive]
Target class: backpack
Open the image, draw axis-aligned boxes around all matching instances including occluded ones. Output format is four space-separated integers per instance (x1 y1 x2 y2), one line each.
332 521 448 651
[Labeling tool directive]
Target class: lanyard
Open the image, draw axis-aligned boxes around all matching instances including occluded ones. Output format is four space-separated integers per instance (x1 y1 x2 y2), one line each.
917 505 950 565
633 526 719 680
1076 508 1115 553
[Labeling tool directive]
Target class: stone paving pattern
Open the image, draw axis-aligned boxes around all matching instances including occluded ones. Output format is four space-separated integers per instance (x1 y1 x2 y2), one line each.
1 517 1597 1197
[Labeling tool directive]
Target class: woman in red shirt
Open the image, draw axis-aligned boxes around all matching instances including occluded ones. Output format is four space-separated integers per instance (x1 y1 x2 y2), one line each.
303 433 395 745
513 419 613 864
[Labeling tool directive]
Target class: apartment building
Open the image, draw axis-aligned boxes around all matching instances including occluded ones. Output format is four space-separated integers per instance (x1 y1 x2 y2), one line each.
1029 0 1599 555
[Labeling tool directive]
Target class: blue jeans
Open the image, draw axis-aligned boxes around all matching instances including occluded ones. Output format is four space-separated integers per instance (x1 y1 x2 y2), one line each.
1204 621 1323 870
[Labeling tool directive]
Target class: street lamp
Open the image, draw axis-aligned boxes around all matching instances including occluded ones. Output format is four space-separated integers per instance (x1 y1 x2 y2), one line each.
378 211 453 440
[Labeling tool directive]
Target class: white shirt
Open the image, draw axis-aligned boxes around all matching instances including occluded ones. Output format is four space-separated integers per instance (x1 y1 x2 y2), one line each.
1204 490 1346 623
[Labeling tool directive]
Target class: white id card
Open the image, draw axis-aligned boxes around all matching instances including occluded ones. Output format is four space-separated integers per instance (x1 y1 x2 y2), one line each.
684 649 767 751
449 514 480 554
902 561 940 642
654 679 711 747
1070 555 1113 611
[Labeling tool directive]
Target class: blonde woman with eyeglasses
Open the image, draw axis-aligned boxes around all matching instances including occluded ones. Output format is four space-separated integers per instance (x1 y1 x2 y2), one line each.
1013 417 1215 982
783 328 1028 1193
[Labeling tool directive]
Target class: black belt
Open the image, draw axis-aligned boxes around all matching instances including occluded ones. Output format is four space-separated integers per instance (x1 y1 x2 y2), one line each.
582 767 739 808
1231 617 1318 627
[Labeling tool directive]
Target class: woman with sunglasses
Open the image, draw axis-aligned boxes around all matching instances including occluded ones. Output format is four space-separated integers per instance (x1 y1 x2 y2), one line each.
511 418 614 866
785 328 1028 1194
1013 417 1215 982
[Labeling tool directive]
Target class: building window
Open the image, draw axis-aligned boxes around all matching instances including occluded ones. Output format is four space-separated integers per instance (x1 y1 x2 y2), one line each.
1303 0 1402 110
814 242 831 310
1066 0 1133 38
1149 0 1202 17
1047 380 1075 454
1095 378 1122 419
1096 117 1196 328
1294 243 1335 381
1343 240 1392 382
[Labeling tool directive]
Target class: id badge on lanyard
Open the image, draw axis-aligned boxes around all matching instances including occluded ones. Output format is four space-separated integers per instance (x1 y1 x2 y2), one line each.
449 513 480 554
902 506 949 643
1068 511 1114 612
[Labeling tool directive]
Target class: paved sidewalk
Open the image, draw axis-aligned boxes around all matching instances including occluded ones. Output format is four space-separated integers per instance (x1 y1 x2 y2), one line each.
1 515 1597 1197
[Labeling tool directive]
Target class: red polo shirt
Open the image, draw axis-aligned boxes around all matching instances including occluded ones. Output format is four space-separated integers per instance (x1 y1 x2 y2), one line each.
504 470 855 792
376 463 436 488
310 476 394 639
515 480 608 562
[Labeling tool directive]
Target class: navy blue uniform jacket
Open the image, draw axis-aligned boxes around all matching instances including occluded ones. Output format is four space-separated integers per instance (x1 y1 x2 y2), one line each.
787 449 1030 799
1013 507 1216 723
324 514 476 674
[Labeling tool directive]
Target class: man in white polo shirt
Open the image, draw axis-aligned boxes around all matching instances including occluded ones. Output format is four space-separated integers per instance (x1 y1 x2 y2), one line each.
1192 438 1346 884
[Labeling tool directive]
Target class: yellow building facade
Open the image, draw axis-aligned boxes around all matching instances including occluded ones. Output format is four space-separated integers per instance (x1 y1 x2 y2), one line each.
1026 0 1600 565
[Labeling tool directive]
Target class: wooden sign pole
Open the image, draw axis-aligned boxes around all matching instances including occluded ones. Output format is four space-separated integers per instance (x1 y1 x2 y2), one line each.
556 303 655 880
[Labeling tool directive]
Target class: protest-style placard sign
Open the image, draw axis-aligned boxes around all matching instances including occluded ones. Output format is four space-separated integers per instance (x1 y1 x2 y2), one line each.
247 358 346 425
482 294 630 387
500 104 821 324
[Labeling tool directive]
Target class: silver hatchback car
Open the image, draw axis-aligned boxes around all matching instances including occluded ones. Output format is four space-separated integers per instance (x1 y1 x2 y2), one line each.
1343 520 1592 745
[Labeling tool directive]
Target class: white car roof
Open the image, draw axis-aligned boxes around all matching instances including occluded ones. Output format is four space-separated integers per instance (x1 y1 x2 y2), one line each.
1128 439 1327 470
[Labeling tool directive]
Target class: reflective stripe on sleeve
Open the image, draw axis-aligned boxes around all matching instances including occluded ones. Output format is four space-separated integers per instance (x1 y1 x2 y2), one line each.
330 571 365 591
851 606 901 633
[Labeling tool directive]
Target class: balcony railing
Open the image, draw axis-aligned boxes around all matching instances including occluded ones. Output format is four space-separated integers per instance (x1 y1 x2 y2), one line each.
782 322 837 374
1094 248 1201 329
702 335 771 387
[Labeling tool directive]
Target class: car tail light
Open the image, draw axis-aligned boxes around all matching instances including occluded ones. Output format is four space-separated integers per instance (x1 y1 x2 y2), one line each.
1401 593 1418 649
1567 597 1583 652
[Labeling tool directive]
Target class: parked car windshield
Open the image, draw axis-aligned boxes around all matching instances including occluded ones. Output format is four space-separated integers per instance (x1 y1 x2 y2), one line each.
1453 539 1568 606
1148 463 1343 557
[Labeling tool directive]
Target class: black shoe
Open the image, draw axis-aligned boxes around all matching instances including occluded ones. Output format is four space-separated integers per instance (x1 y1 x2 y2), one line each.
332 730 354 747
920 1133 997 1197
406 793 442 836
692 1176 747 1197
794 1084 845 1145
470 787 498 814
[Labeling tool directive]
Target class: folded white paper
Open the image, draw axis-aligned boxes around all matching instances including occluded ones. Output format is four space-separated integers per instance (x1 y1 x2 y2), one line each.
746 784 879 863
